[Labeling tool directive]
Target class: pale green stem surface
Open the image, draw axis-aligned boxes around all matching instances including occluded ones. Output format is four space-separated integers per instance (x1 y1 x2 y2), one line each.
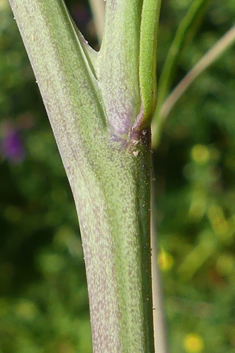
98 0 143 137
8 0 156 352
98 0 162 136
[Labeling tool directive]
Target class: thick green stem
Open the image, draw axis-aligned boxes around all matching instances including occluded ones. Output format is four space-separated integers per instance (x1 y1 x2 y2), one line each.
8 0 155 352
72 131 153 352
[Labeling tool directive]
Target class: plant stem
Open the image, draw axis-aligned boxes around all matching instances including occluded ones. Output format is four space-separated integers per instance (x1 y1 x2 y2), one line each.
8 0 155 351
151 0 211 147
152 23 235 148
156 0 211 111
73 131 154 353
151 192 168 353
160 24 235 121
89 0 105 43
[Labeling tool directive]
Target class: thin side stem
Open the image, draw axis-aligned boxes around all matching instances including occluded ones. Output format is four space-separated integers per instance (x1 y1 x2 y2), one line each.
160 24 235 121
157 0 211 110
152 24 235 148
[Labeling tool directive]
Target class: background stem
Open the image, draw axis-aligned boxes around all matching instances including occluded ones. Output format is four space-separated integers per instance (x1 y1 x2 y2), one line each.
151 186 168 353
160 24 235 122
88 0 105 43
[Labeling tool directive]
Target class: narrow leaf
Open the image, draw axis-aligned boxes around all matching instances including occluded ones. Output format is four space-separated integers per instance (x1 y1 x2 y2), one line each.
133 0 162 131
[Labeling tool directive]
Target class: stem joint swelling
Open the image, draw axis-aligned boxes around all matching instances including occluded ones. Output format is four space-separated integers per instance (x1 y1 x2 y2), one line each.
128 127 150 158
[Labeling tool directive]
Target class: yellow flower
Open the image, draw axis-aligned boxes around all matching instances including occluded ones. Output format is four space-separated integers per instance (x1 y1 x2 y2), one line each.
183 333 204 353
158 249 174 271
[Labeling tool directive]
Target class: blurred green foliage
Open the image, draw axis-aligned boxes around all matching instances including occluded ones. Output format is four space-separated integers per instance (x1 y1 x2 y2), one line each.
0 0 235 352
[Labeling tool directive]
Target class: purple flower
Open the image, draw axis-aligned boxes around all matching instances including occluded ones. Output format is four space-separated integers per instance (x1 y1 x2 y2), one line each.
0 123 25 164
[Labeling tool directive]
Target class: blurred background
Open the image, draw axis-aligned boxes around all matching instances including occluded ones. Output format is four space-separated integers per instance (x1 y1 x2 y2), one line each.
0 0 235 352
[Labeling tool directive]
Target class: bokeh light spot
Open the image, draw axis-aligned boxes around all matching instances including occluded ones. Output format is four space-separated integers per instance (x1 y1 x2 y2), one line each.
183 333 204 353
191 145 210 164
